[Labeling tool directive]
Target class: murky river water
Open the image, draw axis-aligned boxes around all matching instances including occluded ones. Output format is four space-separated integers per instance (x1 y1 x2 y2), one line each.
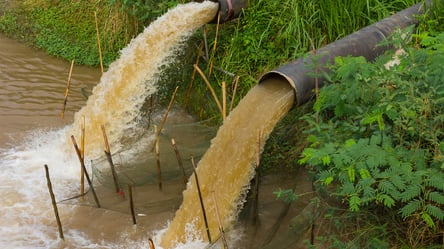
0 2 315 248
0 34 100 144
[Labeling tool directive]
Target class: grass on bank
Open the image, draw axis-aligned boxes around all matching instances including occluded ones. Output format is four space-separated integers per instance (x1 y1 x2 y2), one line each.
0 0 422 120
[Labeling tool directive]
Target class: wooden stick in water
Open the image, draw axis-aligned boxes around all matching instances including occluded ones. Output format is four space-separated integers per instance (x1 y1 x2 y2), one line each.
158 86 179 134
212 191 229 249
101 125 121 193
61 59 74 119
154 125 162 191
44 164 64 240
150 86 178 153
148 238 155 249
171 138 187 187
94 11 104 74
71 135 101 208
191 156 212 243
80 116 85 198
193 64 223 115
128 184 137 225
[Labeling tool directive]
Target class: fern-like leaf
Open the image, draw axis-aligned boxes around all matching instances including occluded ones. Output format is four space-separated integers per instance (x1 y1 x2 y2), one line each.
424 204 444 220
400 199 422 218
425 172 444 191
377 194 396 208
421 211 436 229
349 194 361 211
400 184 422 202
425 191 444 205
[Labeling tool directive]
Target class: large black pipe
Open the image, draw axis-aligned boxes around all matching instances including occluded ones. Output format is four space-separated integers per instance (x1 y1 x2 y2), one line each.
259 1 435 106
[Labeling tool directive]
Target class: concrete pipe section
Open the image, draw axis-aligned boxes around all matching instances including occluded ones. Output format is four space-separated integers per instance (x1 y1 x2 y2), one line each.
259 0 436 106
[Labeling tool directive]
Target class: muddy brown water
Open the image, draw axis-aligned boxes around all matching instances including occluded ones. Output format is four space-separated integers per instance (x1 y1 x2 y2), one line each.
0 3 316 248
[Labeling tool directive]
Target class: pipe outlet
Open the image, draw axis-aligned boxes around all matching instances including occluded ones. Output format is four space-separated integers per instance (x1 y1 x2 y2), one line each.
260 0 433 106
204 0 247 23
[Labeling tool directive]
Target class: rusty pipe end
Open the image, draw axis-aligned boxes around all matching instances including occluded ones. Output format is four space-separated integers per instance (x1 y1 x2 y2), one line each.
207 0 247 23
259 71 299 105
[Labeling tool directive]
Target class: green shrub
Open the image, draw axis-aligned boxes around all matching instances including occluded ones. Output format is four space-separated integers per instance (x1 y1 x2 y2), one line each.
300 29 444 246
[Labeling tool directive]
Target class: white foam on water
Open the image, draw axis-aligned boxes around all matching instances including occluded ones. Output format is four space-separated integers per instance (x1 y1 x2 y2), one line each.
0 2 220 248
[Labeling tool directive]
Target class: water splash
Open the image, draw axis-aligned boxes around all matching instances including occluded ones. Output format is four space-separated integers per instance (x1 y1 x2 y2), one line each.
69 2 218 159
0 2 219 248
160 79 295 248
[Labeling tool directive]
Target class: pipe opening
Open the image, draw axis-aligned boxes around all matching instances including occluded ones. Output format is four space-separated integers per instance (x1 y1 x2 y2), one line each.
259 72 298 104
208 0 247 23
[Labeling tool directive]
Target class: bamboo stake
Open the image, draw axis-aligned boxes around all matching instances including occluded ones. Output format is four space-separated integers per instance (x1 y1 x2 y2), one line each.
171 138 187 187
202 25 209 62
208 12 221 76
222 81 226 121
229 76 239 112
80 116 85 198
148 238 155 249
193 64 223 115
147 95 154 130
185 43 204 106
154 125 162 191
71 135 101 208
191 156 211 243
150 86 178 153
128 184 137 225
158 86 179 134
61 59 74 119
94 11 104 74
44 164 64 240
211 191 229 249
101 125 121 193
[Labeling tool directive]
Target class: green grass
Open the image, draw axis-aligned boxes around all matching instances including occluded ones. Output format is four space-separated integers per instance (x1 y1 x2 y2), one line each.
181 0 419 122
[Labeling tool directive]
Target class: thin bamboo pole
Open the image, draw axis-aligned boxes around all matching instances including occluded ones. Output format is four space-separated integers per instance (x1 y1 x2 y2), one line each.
191 156 211 243
94 11 104 74
229 76 239 112
212 191 228 248
208 12 221 77
185 43 204 106
193 64 223 115
128 184 137 225
80 116 85 198
158 86 179 134
44 164 64 240
71 135 101 208
222 81 226 121
148 238 155 249
154 125 162 191
61 59 74 119
147 95 154 130
150 86 178 153
202 25 209 61
101 125 120 193
171 138 187 187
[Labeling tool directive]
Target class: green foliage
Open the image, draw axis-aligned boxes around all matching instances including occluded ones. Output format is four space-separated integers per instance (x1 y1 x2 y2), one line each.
109 0 180 25
184 0 419 121
300 28 444 239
